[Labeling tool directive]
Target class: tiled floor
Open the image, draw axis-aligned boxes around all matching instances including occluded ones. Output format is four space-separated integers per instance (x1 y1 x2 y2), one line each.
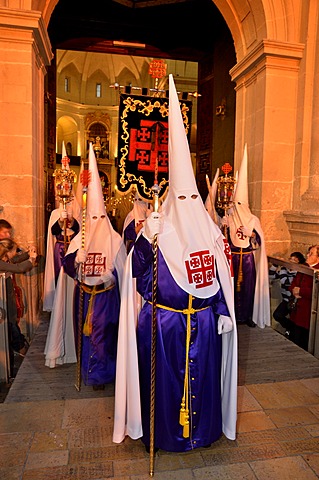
1 314 319 479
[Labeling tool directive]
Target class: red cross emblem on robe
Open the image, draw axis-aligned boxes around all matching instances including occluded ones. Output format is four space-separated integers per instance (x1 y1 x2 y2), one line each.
236 226 246 240
84 252 106 277
185 250 215 289
223 239 234 277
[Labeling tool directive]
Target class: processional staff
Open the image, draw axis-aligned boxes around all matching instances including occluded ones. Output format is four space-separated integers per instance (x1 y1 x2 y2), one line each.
147 58 167 478
52 146 77 253
217 162 246 291
205 174 218 224
216 162 236 239
149 120 163 478
75 167 91 392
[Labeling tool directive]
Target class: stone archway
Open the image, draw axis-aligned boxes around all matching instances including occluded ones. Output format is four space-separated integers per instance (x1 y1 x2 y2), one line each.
1 0 315 344
6 0 311 257
36 0 305 256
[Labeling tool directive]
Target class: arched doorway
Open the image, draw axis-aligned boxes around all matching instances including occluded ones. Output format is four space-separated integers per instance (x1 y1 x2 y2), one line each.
41 0 306 255
44 0 237 222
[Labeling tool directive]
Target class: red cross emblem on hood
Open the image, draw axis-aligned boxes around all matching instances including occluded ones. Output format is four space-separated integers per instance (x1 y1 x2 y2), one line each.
185 250 215 289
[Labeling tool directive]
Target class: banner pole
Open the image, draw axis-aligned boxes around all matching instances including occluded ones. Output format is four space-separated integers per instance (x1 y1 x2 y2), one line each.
75 169 90 391
149 121 161 477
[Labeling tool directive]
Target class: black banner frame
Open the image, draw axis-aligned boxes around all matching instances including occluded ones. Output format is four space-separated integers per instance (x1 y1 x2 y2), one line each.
117 93 192 201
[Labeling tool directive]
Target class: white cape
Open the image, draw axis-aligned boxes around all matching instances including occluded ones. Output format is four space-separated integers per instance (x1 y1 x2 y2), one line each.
113 231 238 443
44 266 77 367
43 209 60 312
252 216 271 328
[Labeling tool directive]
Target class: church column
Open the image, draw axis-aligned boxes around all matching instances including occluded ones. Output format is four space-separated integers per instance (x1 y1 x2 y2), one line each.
299 1 319 210
230 40 304 256
283 1 319 251
0 8 52 330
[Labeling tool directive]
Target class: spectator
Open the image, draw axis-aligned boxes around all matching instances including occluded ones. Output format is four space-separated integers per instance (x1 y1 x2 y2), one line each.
269 252 306 334
289 245 319 351
0 238 37 377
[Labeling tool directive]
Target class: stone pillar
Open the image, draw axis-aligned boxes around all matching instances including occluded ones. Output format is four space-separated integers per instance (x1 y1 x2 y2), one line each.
283 2 319 252
300 5 319 210
230 40 304 256
0 8 52 332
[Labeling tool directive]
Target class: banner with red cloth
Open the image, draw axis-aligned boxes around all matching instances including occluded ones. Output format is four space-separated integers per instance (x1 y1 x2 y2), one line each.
117 93 192 201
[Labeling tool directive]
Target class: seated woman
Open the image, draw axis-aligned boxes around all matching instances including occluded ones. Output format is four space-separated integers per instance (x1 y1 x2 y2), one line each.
0 238 37 377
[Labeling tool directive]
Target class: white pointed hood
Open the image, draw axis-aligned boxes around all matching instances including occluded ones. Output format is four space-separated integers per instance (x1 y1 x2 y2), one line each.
61 141 70 171
158 74 229 298
205 168 219 223
67 143 125 285
72 161 84 223
229 144 255 248
123 191 151 234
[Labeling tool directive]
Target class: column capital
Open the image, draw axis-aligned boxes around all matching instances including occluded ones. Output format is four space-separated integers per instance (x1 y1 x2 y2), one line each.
0 8 52 66
230 39 304 85
284 210 319 250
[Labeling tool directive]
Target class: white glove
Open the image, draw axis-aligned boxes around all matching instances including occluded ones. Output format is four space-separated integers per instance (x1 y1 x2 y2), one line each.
104 271 116 288
28 247 37 260
220 216 229 227
60 209 68 220
28 245 38 263
239 226 252 237
217 315 233 335
144 212 162 241
75 248 87 264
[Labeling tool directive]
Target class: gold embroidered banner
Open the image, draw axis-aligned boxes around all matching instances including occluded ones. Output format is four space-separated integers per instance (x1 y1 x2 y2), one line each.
117 93 192 201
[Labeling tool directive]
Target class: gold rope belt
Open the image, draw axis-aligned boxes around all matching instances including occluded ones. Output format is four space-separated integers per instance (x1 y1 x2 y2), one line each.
232 248 252 292
56 240 71 244
80 282 114 336
232 251 251 255
148 300 209 316
148 297 210 438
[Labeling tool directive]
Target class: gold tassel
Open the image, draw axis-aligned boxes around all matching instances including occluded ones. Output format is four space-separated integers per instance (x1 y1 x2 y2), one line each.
183 416 189 438
179 294 192 438
83 287 96 336
179 399 186 425
236 248 243 292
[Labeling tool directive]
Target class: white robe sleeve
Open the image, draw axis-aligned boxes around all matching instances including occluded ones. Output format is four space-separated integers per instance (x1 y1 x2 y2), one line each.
44 266 77 367
113 249 143 443
252 218 271 328
43 209 61 311
215 234 238 441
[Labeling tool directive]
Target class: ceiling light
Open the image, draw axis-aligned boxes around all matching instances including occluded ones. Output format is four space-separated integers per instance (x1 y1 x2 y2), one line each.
113 41 146 49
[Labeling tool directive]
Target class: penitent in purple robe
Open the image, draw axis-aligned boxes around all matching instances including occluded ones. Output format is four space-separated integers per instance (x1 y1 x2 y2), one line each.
132 235 230 452
63 251 120 386
229 231 261 324
123 219 136 254
51 219 79 284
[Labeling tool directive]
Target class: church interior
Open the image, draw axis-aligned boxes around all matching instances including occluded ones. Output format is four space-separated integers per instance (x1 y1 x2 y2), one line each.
0 2 319 478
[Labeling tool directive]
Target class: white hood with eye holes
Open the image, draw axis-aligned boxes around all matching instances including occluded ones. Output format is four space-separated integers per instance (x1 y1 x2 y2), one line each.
66 143 126 286
153 74 230 299
228 144 256 248
123 192 151 234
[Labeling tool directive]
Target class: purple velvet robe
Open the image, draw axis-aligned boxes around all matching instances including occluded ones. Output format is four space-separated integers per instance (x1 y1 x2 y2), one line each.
123 219 136 254
229 231 261 323
63 251 120 386
51 219 79 284
132 235 230 452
